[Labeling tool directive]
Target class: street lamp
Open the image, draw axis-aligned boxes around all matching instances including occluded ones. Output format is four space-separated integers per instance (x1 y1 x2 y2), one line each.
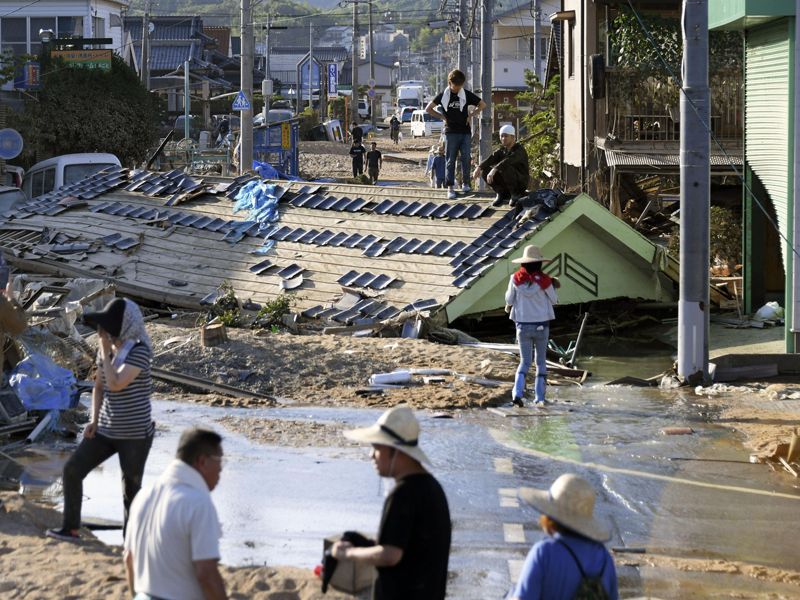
38 28 54 44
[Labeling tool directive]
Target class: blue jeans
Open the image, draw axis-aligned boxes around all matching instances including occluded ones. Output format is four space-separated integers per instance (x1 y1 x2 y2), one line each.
444 132 472 187
513 322 549 401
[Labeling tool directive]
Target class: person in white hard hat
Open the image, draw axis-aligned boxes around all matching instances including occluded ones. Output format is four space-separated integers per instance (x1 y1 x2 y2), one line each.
472 124 530 207
331 405 451 600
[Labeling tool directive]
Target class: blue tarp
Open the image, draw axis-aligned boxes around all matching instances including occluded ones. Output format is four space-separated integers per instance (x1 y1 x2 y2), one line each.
9 353 77 411
253 160 301 181
233 181 280 225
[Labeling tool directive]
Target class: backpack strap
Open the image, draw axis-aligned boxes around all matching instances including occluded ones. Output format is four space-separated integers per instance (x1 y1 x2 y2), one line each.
556 538 608 579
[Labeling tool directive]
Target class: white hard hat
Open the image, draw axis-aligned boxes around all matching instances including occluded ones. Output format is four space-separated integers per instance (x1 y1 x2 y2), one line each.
499 124 516 137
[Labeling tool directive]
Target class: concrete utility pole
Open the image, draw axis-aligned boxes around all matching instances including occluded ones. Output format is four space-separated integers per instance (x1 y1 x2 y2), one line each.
351 1 359 121
478 0 493 190
308 21 314 112
471 25 479 90
792 0 800 352
458 0 468 73
368 0 375 126
532 0 541 82
677 0 710 383
264 16 270 117
184 60 190 141
240 0 254 175
141 0 150 89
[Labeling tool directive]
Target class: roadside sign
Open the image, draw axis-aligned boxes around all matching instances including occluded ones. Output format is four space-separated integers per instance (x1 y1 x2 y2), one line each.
367 88 375 98
328 63 338 96
232 91 251 111
0 129 23 160
281 123 291 149
52 49 112 71
367 78 376 88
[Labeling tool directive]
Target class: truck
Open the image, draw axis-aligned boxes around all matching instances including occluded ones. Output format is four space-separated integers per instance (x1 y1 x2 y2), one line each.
396 82 425 111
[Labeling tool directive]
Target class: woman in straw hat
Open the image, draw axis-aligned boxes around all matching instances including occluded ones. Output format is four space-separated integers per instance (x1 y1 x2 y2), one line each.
47 297 154 542
509 474 618 600
505 245 559 406
331 405 451 599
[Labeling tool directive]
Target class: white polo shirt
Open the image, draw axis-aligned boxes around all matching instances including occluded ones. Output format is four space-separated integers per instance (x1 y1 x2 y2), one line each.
124 459 222 600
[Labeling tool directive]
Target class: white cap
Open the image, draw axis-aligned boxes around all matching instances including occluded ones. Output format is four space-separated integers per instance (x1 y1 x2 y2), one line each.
499 124 516 137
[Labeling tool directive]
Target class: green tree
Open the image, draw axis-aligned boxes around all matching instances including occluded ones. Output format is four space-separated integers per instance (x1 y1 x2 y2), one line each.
15 55 162 167
411 27 443 53
516 71 559 188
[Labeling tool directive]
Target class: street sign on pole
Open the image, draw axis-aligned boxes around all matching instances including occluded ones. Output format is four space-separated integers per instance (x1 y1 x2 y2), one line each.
367 88 375 98
328 63 338 96
0 129 23 160
232 90 251 111
367 78 376 88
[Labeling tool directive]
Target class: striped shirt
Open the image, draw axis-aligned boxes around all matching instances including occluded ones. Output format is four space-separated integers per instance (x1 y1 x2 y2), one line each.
97 343 154 440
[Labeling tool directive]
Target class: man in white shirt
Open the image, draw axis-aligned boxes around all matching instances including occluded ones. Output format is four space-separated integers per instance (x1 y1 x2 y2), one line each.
124 428 228 600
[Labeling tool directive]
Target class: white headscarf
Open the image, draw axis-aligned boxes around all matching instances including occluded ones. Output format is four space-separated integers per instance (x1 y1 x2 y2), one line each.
118 298 152 351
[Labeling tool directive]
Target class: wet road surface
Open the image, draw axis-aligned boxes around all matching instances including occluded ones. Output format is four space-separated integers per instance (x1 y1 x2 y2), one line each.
11 373 800 598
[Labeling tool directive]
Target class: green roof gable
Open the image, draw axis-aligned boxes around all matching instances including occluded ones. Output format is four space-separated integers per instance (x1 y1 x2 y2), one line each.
710 0 795 31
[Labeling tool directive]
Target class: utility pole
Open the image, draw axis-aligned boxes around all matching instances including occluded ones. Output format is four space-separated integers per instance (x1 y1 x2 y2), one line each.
793 0 800 352
368 0 375 126
478 0 493 191
184 60 190 141
351 1 359 122
141 0 150 89
470 17 479 91
264 15 270 118
677 0 710 383
458 0 468 73
240 0 254 175
532 0 541 82
308 20 314 112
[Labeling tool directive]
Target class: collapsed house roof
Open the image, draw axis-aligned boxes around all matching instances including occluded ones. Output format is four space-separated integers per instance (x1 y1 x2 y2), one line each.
0 170 687 325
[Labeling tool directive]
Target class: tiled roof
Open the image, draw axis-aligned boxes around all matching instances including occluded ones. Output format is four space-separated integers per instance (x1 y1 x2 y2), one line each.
133 44 197 72
124 16 199 41
271 46 349 62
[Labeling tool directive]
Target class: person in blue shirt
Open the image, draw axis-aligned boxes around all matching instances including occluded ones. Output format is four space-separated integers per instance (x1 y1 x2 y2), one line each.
510 474 618 600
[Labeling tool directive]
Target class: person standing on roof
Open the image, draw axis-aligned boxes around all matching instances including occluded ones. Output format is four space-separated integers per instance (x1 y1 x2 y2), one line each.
473 124 530 207
509 474 618 600
505 245 559 407
47 297 154 542
425 69 486 200
331 405 452 599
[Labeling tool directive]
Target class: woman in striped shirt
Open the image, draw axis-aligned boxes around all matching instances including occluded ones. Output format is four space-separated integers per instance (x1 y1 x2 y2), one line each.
47 297 154 542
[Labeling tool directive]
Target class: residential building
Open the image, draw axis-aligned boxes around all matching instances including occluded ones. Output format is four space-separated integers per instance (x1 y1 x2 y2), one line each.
268 45 348 95
0 0 128 91
710 0 796 349
493 1 558 90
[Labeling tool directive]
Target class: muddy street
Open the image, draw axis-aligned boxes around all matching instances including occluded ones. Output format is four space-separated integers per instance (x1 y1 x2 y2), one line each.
11 371 800 599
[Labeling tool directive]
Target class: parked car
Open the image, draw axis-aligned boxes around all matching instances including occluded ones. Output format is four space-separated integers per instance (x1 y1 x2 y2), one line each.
253 109 295 126
174 115 203 140
358 99 370 120
271 99 291 109
399 106 415 123
22 153 121 200
410 109 443 137
0 185 26 212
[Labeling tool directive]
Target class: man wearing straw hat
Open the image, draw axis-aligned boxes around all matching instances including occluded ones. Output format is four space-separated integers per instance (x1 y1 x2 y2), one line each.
331 405 451 599
509 474 618 599
505 245 559 407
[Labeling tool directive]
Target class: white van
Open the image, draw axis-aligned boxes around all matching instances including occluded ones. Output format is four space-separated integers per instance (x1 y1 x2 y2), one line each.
409 109 443 138
22 153 121 200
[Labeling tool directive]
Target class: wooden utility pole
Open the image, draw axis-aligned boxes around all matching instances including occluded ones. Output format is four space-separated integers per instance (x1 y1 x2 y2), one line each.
141 0 150 89
240 0 254 174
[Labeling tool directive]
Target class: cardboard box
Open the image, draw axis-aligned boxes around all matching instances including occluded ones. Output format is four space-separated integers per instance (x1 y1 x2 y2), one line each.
323 534 376 594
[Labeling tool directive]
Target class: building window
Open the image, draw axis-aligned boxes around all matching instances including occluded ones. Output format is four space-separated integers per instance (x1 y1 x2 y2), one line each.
92 16 105 38
1 17 28 56
58 16 84 38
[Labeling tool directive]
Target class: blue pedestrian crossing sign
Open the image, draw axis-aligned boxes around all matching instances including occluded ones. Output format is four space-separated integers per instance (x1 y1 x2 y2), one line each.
232 91 251 111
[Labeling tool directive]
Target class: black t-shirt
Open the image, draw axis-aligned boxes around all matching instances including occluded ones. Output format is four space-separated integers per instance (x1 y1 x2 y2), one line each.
432 88 482 134
352 126 364 142
350 144 367 161
375 473 451 600
366 150 382 169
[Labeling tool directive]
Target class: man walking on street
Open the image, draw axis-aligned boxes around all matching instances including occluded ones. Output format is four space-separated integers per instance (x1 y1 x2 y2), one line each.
366 142 383 184
331 405 451 599
124 428 228 600
426 69 485 200
350 140 367 178
473 124 530 207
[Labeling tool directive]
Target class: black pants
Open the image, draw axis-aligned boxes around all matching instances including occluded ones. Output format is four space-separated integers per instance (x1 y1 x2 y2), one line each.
483 168 527 199
368 168 380 184
61 431 153 535
352 158 364 177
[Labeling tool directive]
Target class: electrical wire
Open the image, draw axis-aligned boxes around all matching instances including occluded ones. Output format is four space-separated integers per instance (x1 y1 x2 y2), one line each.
623 0 797 260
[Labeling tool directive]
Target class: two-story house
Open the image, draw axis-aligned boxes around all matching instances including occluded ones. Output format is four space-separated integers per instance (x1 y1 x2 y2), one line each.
0 0 127 92
555 0 743 216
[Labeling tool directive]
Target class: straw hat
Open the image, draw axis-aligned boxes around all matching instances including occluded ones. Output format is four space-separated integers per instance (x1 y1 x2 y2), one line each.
344 405 430 465
511 245 551 264
519 474 611 542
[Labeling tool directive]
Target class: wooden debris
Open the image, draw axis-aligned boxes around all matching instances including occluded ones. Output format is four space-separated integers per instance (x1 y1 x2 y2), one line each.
661 427 694 436
150 367 274 403
713 363 779 382
200 323 228 347
778 457 798 477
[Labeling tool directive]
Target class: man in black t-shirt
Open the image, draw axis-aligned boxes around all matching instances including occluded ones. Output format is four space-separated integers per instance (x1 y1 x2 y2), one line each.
351 121 364 144
426 69 486 199
333 405 451 600
366 142 383 184
350 140 367 178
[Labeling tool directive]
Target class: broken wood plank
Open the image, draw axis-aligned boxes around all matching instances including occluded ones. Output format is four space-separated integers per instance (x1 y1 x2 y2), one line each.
322 322 381 335
779 457 799 477
713 363 779 383
150 367 275 403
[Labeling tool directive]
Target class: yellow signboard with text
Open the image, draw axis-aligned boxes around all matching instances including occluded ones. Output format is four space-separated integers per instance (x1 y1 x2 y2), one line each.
51 49 112 71
281 123 291 149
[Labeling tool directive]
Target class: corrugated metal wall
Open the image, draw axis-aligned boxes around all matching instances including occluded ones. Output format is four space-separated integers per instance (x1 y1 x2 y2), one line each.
745 20 792 268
